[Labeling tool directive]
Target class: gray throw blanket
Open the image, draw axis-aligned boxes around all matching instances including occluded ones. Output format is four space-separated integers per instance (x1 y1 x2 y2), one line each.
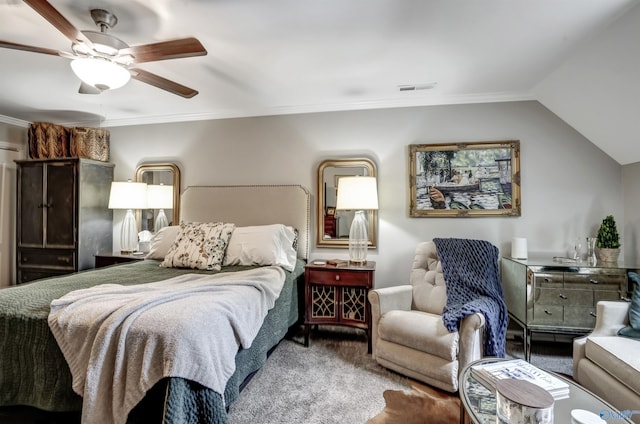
48 266 285 424
433 238 508 357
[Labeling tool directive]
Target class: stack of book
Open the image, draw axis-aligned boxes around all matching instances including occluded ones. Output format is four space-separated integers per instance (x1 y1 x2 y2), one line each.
470 359 570 400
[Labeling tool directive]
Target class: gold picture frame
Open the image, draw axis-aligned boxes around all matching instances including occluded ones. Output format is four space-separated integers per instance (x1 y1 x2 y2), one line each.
409 141 521 217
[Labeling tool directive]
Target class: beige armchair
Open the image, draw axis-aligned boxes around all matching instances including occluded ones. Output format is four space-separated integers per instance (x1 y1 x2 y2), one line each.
368 241 485 392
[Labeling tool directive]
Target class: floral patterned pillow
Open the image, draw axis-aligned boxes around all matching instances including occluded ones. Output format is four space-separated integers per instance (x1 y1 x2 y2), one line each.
160 222 235 270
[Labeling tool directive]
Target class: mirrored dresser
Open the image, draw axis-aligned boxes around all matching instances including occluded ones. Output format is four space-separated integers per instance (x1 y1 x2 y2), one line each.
501 256 635 361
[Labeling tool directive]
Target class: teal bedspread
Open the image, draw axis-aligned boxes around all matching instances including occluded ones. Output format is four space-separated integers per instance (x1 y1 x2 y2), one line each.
0 259 304 422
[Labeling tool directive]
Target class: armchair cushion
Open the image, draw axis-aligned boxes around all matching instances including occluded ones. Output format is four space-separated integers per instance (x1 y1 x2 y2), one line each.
378 310 459 361
585 336 640 396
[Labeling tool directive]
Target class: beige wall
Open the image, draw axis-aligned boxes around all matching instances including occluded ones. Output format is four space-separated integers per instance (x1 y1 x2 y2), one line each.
623 162 640 266
108 100 625 287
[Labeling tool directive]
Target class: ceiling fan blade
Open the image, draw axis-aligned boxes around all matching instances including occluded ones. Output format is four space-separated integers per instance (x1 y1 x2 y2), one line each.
23 0 93 48
129 68 198 98
78 82 102 95
0 40 62 56
121 37 207 64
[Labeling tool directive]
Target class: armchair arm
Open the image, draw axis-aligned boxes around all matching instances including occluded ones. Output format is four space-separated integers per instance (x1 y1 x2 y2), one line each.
573 301 630 379
368 285 413 315
591 301 630 336
458 312 485 371
368 285 413 359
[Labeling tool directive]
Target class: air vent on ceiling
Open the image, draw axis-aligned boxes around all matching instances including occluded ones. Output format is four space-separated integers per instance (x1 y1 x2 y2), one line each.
398 82 438 92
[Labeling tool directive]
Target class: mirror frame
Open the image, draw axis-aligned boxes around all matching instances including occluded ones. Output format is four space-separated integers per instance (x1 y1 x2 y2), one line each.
316 158 377 248
135 163 181 231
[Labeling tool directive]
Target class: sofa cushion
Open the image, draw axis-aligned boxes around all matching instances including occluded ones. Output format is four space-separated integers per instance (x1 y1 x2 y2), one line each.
585 336 640 396
378 310 458 361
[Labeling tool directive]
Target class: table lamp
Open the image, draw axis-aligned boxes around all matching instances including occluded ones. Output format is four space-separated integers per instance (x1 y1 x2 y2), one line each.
108 180 147 253
336 176 379 264
146 184 174 231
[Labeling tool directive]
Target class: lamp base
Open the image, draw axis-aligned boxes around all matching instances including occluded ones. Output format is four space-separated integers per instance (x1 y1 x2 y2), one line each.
120 209 138 253
348 259 367 266
348 210 369 264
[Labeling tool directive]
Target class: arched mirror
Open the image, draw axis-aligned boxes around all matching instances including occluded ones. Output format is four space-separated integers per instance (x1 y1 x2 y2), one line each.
317 158 377 248
135 163 181 232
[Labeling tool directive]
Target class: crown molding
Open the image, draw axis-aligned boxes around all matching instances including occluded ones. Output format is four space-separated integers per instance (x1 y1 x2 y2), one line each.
0 115 30 128
7 90 536 128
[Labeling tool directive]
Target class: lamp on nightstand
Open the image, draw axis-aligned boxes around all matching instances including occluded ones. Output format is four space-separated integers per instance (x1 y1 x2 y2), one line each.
146 184 173 231
108 180 147 253
336 176 379 264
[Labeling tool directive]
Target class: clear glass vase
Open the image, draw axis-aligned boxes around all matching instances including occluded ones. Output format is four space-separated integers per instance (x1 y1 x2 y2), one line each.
586 237 597 264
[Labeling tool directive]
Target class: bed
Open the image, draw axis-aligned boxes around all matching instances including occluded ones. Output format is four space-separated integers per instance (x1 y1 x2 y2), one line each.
0 184 310 423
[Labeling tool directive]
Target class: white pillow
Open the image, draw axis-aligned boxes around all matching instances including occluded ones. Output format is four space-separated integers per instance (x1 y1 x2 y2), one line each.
161 222 235 271
223 224 297 271
146 225 180 259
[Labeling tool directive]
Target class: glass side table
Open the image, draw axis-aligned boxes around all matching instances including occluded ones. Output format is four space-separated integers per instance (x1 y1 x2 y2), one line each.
459 358 635 424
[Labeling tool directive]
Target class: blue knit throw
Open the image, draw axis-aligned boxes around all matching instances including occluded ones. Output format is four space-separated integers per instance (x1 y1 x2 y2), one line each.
433 238 508 357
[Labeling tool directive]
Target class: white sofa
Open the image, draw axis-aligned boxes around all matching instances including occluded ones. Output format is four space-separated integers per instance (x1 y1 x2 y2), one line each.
573 301 640 423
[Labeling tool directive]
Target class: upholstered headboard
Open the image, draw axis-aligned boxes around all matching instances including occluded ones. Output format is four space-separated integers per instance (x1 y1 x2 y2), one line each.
180 185 310 259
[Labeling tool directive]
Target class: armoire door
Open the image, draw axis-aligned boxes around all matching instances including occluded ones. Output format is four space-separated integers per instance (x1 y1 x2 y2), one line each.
18 162 45 247
44 162 75 248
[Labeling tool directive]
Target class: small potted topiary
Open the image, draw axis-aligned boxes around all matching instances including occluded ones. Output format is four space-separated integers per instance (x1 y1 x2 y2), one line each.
596 215 621 262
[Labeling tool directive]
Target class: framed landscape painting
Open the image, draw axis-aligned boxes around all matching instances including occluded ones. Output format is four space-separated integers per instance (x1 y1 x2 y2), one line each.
409 140 521 217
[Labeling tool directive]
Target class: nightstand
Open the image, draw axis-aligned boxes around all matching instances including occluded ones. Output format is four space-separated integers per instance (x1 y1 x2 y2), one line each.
95 252 145 268
304 261 376 352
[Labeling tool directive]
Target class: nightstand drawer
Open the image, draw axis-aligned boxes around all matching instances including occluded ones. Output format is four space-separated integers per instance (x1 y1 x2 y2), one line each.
307 269 370 286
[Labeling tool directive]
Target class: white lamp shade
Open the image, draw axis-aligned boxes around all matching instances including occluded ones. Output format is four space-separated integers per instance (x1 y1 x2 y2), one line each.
336 176 379 210
146 184 174 209
70 57 131 90
108 181 148 209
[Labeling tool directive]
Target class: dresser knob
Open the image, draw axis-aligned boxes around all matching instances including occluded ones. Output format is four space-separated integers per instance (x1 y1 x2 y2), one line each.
590 312 597 318
335 275 340 281
558 294 568 300
544 310 552 315
589 279 599 284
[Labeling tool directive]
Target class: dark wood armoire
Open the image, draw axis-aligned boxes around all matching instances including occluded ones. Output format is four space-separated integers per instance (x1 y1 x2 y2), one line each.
16 158 114 284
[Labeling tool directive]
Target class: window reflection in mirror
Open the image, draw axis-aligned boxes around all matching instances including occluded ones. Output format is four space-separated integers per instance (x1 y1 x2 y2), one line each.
135 163 180 232
316 158 377 248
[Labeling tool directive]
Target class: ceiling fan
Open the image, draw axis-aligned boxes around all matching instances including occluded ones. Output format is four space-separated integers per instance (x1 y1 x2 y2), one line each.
0 0 207 98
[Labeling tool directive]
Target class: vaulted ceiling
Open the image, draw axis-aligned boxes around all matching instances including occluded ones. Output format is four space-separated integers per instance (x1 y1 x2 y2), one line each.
1 0 639 164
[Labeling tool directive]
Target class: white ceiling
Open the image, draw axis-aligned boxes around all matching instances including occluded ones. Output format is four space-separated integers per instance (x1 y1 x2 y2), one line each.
1 0 639 163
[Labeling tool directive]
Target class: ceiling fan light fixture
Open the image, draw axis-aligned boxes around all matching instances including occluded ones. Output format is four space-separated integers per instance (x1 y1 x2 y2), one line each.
70 57 130 90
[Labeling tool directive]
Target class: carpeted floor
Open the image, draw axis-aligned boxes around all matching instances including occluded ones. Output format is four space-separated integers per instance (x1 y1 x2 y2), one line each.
505 338 574 377
227 326 409 424
228 327 575 423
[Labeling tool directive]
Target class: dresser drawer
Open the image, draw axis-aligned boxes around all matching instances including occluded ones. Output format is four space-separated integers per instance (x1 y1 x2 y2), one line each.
564 306 596 329
19 250 75 269
307 269 371 286
534 287 593 306
18 268 71 284
564 273 625 289
533 272 563 288
530 304 563 325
